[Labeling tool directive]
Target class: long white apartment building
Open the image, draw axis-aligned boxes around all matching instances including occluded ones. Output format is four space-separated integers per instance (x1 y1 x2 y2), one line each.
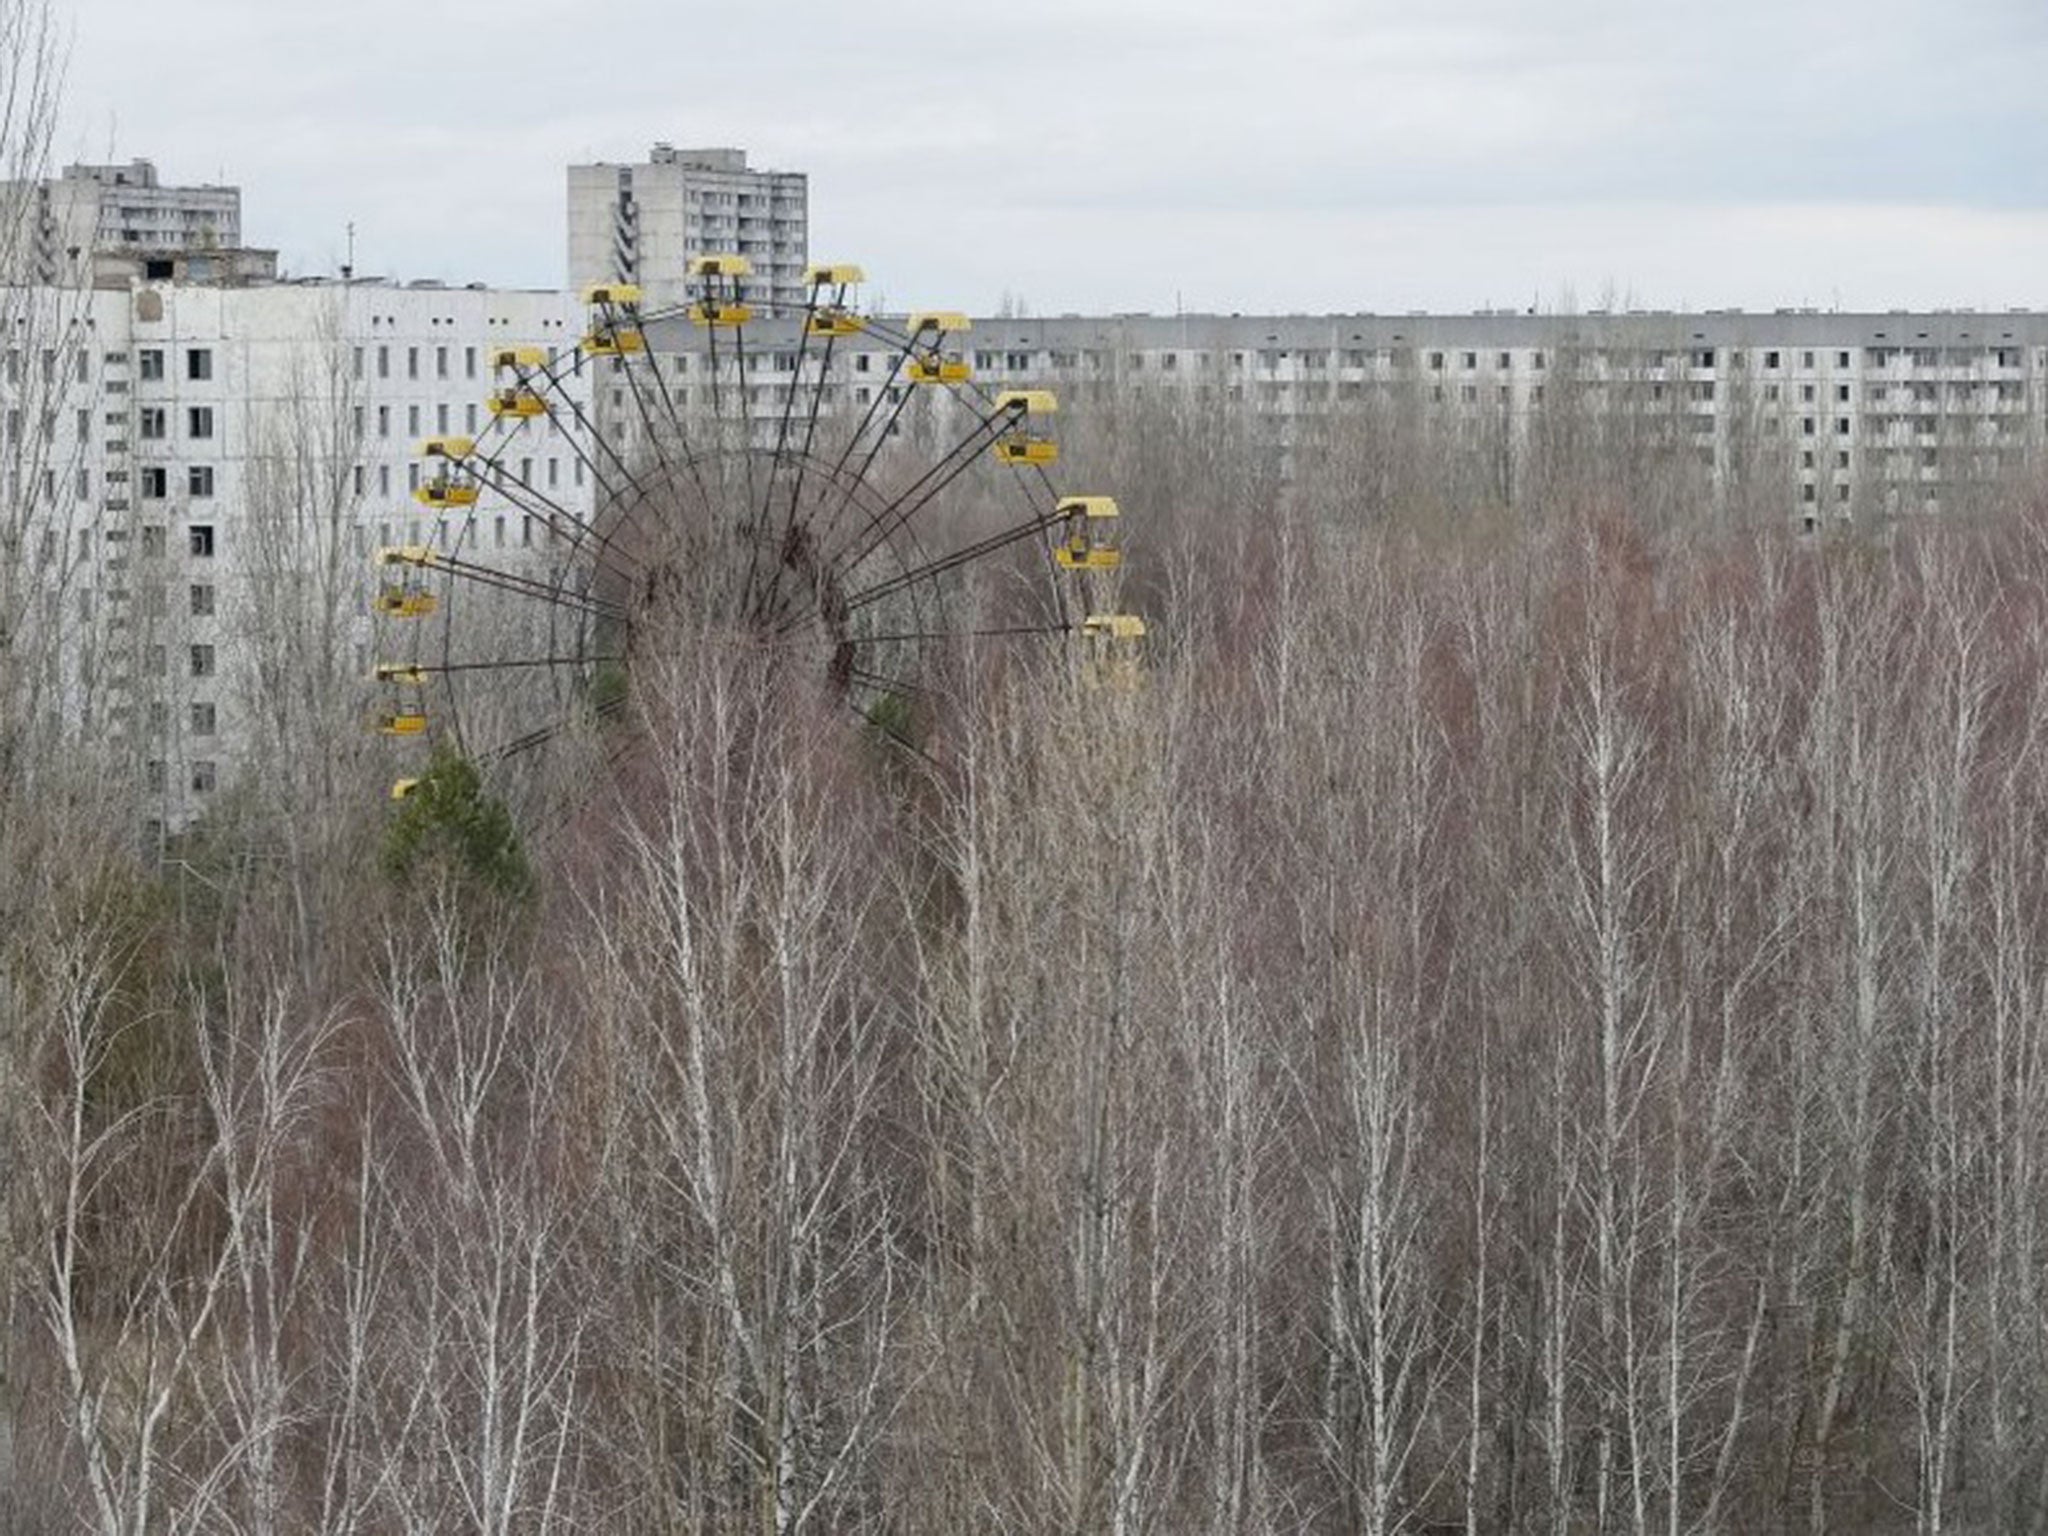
8 276 591 836
568 143 808 316
636 307 2048 522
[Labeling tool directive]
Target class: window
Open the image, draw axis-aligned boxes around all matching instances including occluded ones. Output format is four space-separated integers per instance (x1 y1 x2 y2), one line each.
140 526 165 557
187 406 214 439
189 583 214 616
377 405 390 438
353 464 365 496
1462 352 1478 370
186 347 212 381
189 526 217 560
188 466 215 498
407 346 419 380
141 466 167 499
379 465 390 495
1801 351 1815 369
138 348 164 380
436 345 449 379
191 761 217 794
1695 349 1715 368
190 643 216 677
377 345 390 379
353 346 364 378
436 403 449 434
1836 419 1850 436
190 702 216 736
145 760 166 792
139 406 166 440
74 468 89 501
1428 352 1444 371
1498 351 1512 369
1835 385 1850 404
1802 418 1816 437
464 346 477 379
1837 351 1851 368
407 463 420 492
465 403 477 433
407 404 420 435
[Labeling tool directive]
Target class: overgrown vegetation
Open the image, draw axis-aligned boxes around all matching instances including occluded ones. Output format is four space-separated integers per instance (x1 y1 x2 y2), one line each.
12 379 2048 1532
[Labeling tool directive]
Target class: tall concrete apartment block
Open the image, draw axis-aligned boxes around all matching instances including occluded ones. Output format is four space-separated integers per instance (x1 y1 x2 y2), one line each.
567 143 807 315
9 160 243 285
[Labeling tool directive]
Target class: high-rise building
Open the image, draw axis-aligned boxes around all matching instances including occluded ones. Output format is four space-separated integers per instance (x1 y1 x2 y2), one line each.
7 160 246 285
567 143 807 315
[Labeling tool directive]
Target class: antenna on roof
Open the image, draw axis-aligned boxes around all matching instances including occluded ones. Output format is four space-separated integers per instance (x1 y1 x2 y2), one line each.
342 221 355 282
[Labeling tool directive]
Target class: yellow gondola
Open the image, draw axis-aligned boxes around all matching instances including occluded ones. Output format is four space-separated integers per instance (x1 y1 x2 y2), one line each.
996 440 1058 466
804 262 865 287
1054 496 1123 570
686 254 753 278
490 346 547 373
373 586 437 618
390 778 422 801
994 393 1059 466
995 389 1058 416
373 663 429 685
488 385 547 419
1081 614 1147 641
416 475 479 509
688 301 753 328
376 710 429 737
806 307 865 338
583 281 643 306
582 324 646 357
374 545 438 569
908 355 972 384
421 436 476 461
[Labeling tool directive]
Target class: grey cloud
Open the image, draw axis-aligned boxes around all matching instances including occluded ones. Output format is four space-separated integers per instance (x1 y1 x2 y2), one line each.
59 0 2048 308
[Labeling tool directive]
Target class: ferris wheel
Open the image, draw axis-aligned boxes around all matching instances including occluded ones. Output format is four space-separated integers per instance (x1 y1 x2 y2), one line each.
367 257 1146 807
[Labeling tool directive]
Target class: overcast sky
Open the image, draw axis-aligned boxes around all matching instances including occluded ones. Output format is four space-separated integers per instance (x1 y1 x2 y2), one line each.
56 0 2048 315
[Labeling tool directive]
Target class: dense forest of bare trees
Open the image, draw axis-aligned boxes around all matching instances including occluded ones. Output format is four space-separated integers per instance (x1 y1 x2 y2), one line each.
12 375 2048 1532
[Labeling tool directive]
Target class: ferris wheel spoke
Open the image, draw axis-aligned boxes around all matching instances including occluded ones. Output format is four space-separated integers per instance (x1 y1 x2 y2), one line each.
393 654 622 676
751 286 849 621
835 505 1067 619
465 458 650 585
825 406 1013 578
482 693 631 765
622 306 717 511
846 622 1074 645
428 552 625 621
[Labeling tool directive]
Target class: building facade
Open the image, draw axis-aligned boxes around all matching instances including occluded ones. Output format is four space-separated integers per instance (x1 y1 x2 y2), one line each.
8 160 243 285
7 276 592 837
567 144 808 316
636 307 2048 523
